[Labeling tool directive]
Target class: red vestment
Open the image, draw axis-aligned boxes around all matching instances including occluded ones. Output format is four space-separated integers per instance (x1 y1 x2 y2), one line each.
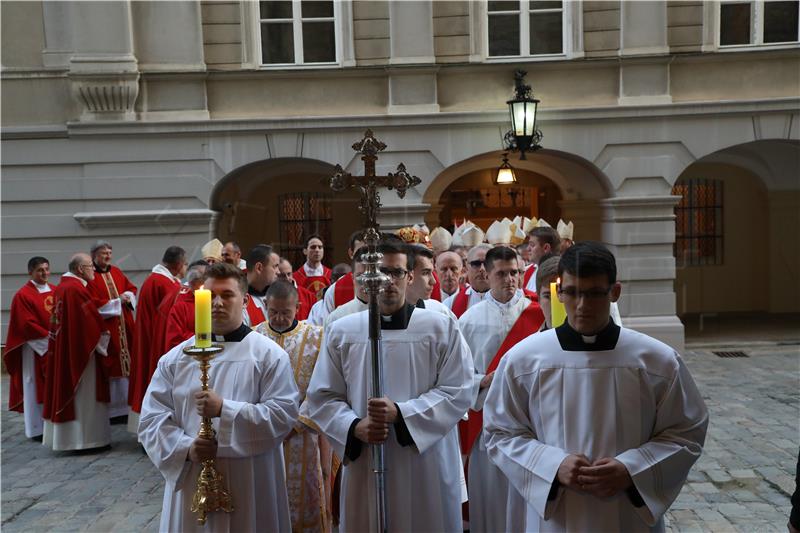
86 265 137 378
128 271 180 413
523 263 537 292
296 284 315 321
333 272 354 308
246 297 266 327
294 264 332 301
165 287 195 351
42 276 109 423
451 285 471 318
3 282 55 412
431 271 442 301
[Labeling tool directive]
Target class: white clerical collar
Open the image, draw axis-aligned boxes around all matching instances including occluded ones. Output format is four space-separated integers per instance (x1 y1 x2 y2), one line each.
489 289 522 310
441 289 457 300
581 335 597 344
62 271 87 287
29 280 52 293
304 262 324 277
152 263 179 282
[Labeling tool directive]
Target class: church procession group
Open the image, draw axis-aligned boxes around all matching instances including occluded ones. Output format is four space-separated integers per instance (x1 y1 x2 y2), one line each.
4 214 709 533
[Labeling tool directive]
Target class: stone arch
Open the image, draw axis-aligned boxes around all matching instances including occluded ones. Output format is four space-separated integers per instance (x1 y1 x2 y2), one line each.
209 157 362 266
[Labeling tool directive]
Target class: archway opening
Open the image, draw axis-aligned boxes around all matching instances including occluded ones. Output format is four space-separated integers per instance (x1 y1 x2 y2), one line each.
210 157 362 268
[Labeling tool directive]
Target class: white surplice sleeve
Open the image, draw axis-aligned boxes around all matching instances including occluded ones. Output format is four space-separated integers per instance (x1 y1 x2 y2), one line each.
484 357 569 520
395 319 474 454
97 298 122 318
304 334 359 460
216 354 300 458
139 359 195 486
615 356 708 526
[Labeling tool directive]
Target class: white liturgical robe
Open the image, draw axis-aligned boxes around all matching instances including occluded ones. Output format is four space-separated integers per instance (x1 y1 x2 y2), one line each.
458 290 531 533
442 286 489 312
484 324 708 532
139 327 300 533
305 306 474 533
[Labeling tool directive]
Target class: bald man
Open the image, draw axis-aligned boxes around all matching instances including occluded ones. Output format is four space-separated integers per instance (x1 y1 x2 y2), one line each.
435 251 464 300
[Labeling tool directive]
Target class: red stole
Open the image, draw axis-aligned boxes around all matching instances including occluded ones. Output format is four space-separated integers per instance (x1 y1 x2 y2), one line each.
129 272 180 413
523 263 537 291
524 289 539 303
42 277 109 423
86 266 137 379
296 285 315 321
451 285 471 318
333 272 355 308
458 301 544 456
246 297 266 327
431 271 442 301
165 288 195 351
294 264 332 301
4 282 55 412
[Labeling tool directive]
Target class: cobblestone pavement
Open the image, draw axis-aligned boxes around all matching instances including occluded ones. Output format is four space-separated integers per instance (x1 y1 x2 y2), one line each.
1 342 798 532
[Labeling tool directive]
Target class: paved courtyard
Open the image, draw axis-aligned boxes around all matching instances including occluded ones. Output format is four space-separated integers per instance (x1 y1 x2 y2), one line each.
1 340 798 532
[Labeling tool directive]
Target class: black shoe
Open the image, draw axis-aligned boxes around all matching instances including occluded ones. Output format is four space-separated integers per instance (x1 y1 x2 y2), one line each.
110 415 129 425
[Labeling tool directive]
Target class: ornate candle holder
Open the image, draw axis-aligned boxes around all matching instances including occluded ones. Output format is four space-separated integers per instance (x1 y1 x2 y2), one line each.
183 343 234 525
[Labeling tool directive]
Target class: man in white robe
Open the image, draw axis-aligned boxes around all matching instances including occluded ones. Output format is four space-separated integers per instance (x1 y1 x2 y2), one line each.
435 251 464 301
139 262 300 533
305 240 474 532
458 246 542 532
443 244 492 317
484 242 708 532
404 244 458 319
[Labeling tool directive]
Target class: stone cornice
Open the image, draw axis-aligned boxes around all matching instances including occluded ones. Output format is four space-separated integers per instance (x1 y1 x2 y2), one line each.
74 209 215 228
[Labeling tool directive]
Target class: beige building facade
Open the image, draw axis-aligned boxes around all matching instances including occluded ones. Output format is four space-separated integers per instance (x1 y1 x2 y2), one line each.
2 0 799 351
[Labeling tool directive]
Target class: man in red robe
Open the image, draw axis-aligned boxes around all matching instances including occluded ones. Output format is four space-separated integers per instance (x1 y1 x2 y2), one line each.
164 261 209 350
278 257 317 321
245 244 278 326
293 235 331 300
4 256 56 439
42 253 112 451
127 246 186 433
86 240 137 420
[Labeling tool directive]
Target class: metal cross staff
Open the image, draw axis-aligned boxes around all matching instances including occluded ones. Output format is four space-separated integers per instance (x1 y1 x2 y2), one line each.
330 129 421 533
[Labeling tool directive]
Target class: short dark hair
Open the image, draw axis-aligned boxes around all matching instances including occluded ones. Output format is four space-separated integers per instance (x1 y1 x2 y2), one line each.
225 241 241 253
266 279 298 301
246 244 273 271
206 261 248 294
162 246 186 266
28 256 49 272
558 241 617 285
377 240 411 270
304 234 323 248
404 244 434 272
331 263 352 283
529 226 561 251
189 259 209 269
535 255 561 294
349 230 365 251
484 246 519 271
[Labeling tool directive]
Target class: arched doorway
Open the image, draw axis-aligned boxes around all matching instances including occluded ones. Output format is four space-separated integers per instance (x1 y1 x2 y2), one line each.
210 157 362 267
673 139 800 316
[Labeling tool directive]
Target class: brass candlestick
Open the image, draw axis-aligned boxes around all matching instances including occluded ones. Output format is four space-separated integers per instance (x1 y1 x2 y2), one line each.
183 343 234 525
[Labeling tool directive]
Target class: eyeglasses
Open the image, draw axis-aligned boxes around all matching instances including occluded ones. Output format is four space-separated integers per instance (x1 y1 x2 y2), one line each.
469 260 486 269
558 287 613 300
378 267 408 280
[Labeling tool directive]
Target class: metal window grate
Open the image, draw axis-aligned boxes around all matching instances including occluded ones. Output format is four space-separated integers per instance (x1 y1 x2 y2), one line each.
713 351 749 358
278 192 333 269
673 178 724 267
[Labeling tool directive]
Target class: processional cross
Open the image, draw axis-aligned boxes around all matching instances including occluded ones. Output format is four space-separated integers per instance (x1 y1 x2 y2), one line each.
329 130 421 533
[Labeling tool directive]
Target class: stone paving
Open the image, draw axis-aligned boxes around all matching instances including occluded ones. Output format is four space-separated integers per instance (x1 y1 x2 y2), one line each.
1 342 798 532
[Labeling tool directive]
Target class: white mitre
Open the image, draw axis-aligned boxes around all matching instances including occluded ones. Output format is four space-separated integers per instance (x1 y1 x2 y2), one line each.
509 223 527 245
536 218 552 228
557 219 575 241
452 220 466 246
486 219 512 245
430 227 453 253
201 238 223 261
461 224 485 247
524 217 538 233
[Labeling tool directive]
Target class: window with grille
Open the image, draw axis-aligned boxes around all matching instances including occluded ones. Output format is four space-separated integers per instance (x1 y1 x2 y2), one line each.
259 0 338 66
719 1 799 46
673 179 724 267
278 192 333 269
487 0 564 58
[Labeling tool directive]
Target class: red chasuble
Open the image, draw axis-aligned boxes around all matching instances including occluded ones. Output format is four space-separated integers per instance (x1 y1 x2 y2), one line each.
458 301 544 456
294 264 332 301
128 272 180 413
246 297 266 327
42 276 109 423
451 285 471 318
523 263 537 291
86 265 137 379
3 282 55 413
431 271 442 301
165 287 195 351
296 284 315 321
333 272 355 308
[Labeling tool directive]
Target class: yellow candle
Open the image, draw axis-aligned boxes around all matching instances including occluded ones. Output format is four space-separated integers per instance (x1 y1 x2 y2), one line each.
550 280 567 328
194 289 212 348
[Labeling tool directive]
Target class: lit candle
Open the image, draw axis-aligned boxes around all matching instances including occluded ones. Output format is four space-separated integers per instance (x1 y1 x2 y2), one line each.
195 289 212 348
550 279 567 328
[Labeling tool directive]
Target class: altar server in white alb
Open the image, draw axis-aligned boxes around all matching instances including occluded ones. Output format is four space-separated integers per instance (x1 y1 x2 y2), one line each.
139 262 300 532
305 240 474 533
484 242 708 532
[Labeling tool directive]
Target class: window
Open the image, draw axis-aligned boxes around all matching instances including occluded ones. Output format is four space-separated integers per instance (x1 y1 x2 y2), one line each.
278 192 333 268
259 0 337 66
673 179 724 267
719 1 799 46
487 0 564 58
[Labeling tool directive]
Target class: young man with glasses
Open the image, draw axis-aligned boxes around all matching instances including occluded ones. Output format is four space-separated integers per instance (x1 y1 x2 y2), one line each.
457 246 545 532
443 243 492 318
305 239 474 532
484 241 708 532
